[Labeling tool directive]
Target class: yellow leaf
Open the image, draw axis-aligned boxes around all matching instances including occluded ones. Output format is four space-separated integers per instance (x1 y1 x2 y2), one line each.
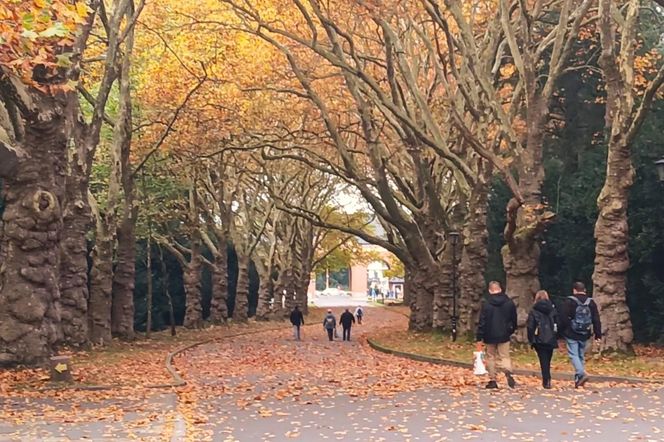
75 1 88 17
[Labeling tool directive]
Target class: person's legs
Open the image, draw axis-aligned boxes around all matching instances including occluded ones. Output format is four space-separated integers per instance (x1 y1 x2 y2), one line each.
485 344 497 381
566 338 585 379
496 342 515 387
578 339 587 370
347 327 351 341
327 328 334 341
536 346 553 385
296 325 301 341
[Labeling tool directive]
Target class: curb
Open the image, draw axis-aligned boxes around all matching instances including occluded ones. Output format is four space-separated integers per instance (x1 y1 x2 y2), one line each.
36 323 294 392
367 338 664 385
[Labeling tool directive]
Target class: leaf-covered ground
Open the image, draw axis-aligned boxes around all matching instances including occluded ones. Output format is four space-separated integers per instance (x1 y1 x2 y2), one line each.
173 306 664 441
370 329 664 380
1 305 663 441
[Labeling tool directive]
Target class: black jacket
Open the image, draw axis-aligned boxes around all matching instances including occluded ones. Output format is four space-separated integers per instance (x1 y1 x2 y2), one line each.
290 309 304 326
559 294 602 341
526 300 559 348
340 311 355 328
476 293 517 344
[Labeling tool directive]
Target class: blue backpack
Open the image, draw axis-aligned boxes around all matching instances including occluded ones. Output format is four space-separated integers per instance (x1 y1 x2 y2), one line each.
568 296 593 336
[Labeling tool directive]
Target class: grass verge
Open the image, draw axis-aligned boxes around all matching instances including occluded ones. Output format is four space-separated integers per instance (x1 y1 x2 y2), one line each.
371 329 664 379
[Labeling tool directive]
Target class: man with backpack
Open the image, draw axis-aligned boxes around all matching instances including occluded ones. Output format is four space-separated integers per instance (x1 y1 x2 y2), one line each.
475 281 518 389
290 305 305 341
322 309 337 341
560 282 602 388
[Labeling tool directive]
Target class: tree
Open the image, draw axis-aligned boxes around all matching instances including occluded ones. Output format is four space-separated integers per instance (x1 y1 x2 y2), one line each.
594 0 664 352
0 0 91 365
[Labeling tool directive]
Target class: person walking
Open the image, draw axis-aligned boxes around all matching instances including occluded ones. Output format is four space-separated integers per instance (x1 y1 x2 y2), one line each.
354 306 364 325
339 308 355 341
476 281 518 389
323 309 337 341
527 290 559 389
290 305 305 341
560 282 602 388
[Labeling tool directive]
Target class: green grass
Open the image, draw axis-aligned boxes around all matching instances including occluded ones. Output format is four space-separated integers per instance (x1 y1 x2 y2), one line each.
371 329 664 379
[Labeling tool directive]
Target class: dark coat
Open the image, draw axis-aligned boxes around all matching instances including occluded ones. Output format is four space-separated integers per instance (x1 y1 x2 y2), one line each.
526 300 559 348
340 311 355 328
559 294 602 341
476 293 517 344
290 309 304 326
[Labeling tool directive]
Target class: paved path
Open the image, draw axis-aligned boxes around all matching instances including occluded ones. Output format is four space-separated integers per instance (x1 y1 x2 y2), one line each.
176 305 664 442
0 392 178 441
2 304 662 441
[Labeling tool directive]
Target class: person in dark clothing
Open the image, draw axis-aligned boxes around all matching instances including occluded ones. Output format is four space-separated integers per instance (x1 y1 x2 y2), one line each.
339 309 356 341
290 306 305 341
322 309 337 341
559 281 602 388
354 306 364 324
527 290 559 389
476 281 518 389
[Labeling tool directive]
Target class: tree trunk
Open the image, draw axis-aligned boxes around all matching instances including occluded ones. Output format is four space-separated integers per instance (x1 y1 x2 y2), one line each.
234 254 250 322
183 241 203 329
110 33 135 341
159 246 176 336
145 230 153 338
271 268 286 318
88 232 113 345
501 239 539 342
255 267 272 320
59 171 90 347
592 139 634 352
111 204 136 339
458 187 489 336
432 252 452 332
407 265 434 331
209 251 229 324
0 117 66 366
501 191 552 342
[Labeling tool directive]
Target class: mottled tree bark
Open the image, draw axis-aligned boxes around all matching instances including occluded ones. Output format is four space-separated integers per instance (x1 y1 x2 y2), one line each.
590 0 663 353
234 254 250 322
271 267 287 318
255 267 272 320
458 188 489 336
209 251 229 324
432 251 453 332
407 265 434 331
110 21 136 341
0 115 66 366
88 228 113 345
59 170 90 347
183 239 203 329
502 182 554 342
111 209 135 339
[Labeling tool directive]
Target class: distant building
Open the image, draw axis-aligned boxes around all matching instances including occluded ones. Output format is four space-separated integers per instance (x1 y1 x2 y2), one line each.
308 241 404 300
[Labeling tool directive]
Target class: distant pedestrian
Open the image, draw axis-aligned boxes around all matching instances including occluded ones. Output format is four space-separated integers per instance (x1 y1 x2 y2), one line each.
290 305 305 341
339 309 355 341
354 306 364 324
560 282 602 388
476 281 518 389
323 309 337 341
527 290 559 389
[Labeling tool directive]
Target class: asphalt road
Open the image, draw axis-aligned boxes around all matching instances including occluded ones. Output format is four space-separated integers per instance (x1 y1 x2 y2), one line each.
176 304 664 442
2 302 662 441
